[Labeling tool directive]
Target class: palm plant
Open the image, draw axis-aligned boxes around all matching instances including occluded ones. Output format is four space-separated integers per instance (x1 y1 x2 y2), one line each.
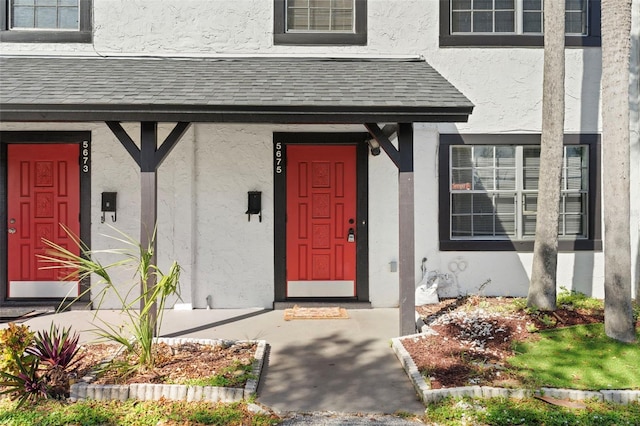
38 225 181 371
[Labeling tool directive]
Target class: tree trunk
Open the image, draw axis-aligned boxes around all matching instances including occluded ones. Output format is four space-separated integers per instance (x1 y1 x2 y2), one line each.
528 0 565 311
602 0 637 343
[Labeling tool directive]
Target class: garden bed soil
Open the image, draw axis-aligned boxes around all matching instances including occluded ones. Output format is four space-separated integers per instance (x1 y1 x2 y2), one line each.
403 297 615 389
72 341 257 386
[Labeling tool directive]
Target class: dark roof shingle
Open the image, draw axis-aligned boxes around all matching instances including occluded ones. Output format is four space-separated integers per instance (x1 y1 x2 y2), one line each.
0 56 473 123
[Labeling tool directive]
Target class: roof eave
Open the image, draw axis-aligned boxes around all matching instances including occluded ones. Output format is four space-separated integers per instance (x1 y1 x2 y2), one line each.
0 104 474 124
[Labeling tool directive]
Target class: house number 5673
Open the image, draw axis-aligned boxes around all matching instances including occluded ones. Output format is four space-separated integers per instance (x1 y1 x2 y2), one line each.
274 142 283 174
81 140 90 173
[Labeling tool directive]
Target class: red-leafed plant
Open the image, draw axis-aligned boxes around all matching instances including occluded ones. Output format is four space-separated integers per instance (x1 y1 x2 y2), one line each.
27 324 82 371
25 323 83 399
0 357 48 408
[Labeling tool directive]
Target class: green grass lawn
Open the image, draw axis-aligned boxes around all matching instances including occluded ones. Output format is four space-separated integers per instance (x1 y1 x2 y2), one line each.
424 397 640 426
0 399 278 426
508 323 640 390
3 397 639 426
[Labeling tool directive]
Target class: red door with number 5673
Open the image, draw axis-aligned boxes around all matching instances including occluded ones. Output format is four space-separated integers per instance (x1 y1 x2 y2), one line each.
7 144 81 298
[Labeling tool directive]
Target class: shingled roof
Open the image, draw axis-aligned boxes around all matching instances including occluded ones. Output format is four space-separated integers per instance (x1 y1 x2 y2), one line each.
0 56 473 123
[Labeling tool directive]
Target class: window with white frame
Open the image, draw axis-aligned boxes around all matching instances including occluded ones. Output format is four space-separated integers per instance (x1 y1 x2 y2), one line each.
439 134 601 251
1 0 91 42
440 0 601 47
274 0 367 45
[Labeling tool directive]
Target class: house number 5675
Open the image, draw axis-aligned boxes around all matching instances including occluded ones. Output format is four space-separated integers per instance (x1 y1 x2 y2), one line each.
274 142 283 174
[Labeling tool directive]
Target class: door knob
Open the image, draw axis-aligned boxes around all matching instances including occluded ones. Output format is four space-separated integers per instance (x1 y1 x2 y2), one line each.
8 228 16 234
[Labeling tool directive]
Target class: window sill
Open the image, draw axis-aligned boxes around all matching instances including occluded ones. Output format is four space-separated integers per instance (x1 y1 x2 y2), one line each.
274 32 367 46
0 30 92 43
439 239 602 252
439 34 601 48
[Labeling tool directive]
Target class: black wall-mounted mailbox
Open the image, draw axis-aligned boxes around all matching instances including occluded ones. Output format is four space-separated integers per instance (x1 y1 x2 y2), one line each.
101 192 117 223
246 191 262 222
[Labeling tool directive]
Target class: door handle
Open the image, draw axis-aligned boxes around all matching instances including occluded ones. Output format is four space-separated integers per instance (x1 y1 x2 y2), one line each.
347 228 355 243
8 227 16 234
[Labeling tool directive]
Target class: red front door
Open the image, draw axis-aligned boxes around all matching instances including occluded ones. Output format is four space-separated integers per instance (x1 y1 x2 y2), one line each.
286 145 357 297
7 144 81 298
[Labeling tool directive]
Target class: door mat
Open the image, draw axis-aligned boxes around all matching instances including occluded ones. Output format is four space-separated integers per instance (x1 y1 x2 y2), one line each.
283 305 349 320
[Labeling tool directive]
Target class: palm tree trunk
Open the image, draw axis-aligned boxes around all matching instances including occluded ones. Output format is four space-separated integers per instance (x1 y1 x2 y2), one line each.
602 0 637 343
528 0 565 311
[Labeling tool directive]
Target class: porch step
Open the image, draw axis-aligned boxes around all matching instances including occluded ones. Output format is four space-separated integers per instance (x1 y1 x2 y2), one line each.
0 301 92 324
273 301 372 310
0 306 55 323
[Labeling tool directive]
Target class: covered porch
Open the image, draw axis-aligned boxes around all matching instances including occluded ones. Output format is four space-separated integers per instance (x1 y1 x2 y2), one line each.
0 56 473 335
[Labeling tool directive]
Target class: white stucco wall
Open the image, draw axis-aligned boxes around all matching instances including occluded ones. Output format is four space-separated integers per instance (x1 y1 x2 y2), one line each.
3 0 638 305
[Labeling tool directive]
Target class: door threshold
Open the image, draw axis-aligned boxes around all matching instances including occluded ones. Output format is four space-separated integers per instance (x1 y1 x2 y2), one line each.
273 301 372 310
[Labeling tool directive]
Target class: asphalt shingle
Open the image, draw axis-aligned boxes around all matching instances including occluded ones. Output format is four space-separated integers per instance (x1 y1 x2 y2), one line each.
0 56 473 123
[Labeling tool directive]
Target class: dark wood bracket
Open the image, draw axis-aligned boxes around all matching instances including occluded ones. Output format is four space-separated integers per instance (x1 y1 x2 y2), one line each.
365 123 400 168
106 121 191 172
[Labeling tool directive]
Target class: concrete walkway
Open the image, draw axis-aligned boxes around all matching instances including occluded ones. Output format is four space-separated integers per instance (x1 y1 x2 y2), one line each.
1 307 425 416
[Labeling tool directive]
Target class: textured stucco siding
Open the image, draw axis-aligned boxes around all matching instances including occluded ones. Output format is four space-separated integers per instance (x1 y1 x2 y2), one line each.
2 0 639 304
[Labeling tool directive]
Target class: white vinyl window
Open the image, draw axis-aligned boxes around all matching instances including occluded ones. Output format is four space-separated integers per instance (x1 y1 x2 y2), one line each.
450 0 588 35
449 145 588 240
286 0 354 32
10 0 79 30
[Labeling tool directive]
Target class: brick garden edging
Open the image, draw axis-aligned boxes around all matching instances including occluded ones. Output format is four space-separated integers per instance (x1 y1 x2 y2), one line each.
391 334 640 405
69 337 267 403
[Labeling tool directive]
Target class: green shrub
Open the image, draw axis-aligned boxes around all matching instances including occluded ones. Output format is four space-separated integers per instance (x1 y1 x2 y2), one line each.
557 287 603 311
0 323 34 376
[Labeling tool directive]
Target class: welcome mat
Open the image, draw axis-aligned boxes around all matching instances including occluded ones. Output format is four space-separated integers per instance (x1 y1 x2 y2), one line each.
283 305 349 321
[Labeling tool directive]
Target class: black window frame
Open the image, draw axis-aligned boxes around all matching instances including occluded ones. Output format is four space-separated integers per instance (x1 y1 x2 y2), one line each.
438 134 602 252
274 0 367 46
1 0 92 43
439 0 601 47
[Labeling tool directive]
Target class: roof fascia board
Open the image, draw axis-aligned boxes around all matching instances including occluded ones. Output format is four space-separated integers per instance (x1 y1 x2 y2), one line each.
0 107 472 124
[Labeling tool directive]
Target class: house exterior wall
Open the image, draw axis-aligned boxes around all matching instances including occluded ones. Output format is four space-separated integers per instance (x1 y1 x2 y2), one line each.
1 0 638 307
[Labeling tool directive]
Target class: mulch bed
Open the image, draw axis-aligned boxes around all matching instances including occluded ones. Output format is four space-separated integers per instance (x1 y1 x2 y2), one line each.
402 297 613 389
72 341 256 386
